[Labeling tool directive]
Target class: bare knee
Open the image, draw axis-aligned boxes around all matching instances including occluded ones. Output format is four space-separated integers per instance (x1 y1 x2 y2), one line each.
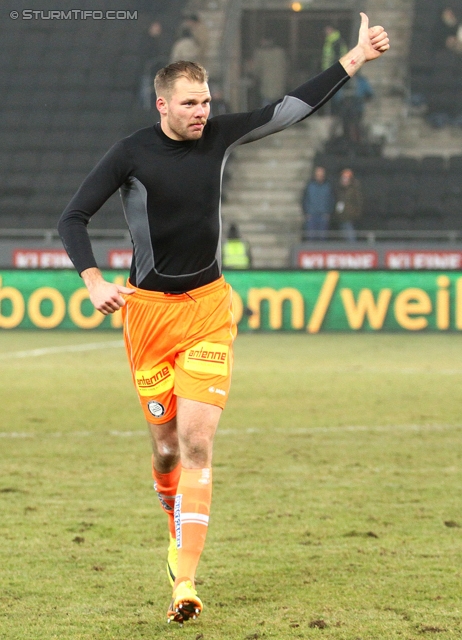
173 398 222 469
148 420 180 473
180 430 213 468
152 440 180 472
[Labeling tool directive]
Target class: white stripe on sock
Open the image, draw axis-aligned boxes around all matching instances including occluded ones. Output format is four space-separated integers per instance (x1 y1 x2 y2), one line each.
180 512 209 526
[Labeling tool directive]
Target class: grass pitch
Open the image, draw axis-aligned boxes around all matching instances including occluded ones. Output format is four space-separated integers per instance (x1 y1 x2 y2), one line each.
0 331 461 639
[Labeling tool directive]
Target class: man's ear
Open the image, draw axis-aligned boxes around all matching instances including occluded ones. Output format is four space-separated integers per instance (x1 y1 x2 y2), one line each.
156 96 168 115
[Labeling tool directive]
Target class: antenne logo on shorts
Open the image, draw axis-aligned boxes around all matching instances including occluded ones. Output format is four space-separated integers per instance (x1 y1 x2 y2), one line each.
135 362 174 397
184 342 229 376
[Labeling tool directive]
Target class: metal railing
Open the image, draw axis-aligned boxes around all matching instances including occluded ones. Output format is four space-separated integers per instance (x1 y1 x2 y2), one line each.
0 229 132 243
1 228 461 244
300 229 462 243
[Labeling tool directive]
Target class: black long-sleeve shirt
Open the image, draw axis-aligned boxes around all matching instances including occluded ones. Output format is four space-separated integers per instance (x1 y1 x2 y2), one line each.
58 62 349 292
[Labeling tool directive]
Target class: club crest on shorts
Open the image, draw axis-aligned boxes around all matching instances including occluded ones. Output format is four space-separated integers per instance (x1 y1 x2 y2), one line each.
147 400 166 418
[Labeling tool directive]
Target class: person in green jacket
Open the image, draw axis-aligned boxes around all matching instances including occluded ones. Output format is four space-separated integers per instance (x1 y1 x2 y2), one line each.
222 223 252 269
322 24 348 71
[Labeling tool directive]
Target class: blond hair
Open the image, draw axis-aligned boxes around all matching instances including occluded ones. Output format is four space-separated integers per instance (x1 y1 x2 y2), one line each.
154 60 208 98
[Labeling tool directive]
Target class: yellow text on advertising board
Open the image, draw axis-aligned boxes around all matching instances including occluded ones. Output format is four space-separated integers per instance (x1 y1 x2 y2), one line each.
244 273 462 332
0 275 125 329
1 272 461 332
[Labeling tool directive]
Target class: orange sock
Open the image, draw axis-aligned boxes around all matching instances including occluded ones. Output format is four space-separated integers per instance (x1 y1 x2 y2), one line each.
174 467 212 588
152 458 181 538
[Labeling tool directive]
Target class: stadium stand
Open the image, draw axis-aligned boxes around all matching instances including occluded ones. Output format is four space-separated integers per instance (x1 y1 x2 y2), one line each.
0 0 181 230
313 151 462 234
2 0 462 269
409 0 462 123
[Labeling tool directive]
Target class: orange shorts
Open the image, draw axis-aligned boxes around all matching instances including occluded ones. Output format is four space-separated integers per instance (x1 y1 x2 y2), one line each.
121 276 237 424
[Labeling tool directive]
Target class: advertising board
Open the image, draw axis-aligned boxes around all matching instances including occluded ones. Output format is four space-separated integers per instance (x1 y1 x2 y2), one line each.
1 270 462 332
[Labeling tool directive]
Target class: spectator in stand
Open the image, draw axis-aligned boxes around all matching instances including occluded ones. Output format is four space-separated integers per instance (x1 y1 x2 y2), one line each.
333 168 363 242
253 37 288 106
209 83 230 117
169 26 200 64
434 7 462 53
182 13 209 66
302 166 335 241
222 223 252 269
337 72 374 143
139 2 188 110
322 24 348 71
140 21 171 110
147 21 168 64
322 24 349 115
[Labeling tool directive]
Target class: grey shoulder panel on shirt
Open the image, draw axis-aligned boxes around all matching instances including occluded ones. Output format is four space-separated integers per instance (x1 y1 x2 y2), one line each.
233 95 313 148
120 177 153 285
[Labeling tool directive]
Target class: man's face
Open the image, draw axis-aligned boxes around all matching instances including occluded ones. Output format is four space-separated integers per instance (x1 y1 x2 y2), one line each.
156 77 211 141
314 167 326 182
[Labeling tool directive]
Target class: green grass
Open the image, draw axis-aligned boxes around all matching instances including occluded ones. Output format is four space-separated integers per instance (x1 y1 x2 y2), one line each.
1 331 461 639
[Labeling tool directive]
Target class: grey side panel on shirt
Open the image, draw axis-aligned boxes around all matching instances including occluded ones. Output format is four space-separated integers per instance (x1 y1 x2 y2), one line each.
120 177 154 285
